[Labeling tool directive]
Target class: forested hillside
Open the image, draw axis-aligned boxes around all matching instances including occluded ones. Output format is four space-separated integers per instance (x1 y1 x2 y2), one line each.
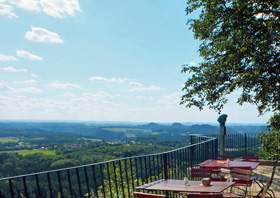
0 121 266 178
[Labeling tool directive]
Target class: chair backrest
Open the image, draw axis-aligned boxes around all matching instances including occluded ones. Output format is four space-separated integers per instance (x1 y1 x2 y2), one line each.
191 167 211 178
267 166 276 186
231 168 252 182
187 192 223 198
231 168 252 175
134 192 167 198
260 184 270 198
256 166 277 198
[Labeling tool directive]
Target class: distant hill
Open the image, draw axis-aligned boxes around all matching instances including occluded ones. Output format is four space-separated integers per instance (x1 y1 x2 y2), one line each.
138 122 220 134
171 122 185 129
0 121 267 142
138 122 164 130
186 124 219 134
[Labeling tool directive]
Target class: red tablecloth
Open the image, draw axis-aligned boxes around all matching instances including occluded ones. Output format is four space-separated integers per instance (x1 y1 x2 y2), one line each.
137 179 235 193
199 159 259 170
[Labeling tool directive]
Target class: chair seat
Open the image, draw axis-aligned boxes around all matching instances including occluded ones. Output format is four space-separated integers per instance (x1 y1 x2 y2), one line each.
233 178 252 186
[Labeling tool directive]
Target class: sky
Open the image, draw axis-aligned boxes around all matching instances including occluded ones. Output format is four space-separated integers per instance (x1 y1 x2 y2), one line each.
0 0 272 123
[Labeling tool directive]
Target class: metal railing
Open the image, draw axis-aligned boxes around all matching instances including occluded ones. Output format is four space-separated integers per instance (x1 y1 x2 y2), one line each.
0 135 218 198
207 133 261 158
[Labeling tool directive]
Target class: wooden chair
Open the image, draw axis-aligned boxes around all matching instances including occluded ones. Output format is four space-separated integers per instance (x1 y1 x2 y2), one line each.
191 167 211 179
134 192 167 198
191 167 226 181
253 166 276 198
231 168 253 186
223 168 253 197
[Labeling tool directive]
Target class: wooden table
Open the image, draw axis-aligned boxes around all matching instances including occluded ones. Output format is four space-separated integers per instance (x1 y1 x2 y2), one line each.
136 179 235 194
199 159 260 170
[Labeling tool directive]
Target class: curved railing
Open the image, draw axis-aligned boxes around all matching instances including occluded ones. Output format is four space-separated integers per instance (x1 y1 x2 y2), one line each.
0 135 218 198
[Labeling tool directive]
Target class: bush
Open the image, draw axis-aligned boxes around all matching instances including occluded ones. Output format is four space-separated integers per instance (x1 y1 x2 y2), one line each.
259 130 280 160
259 113 280 160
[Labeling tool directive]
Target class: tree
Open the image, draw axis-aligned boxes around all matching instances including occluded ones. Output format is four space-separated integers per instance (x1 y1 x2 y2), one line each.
259 113 280 160
181 0 280 114
268 112 280 130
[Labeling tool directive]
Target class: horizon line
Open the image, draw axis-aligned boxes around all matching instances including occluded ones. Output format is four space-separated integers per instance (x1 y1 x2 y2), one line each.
0 119 267 125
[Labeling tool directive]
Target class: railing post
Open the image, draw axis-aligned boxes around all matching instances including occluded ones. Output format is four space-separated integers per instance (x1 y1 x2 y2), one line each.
190 135 194 145
212 139 215 159
207 142 210 160
244 133 247 156
214 138 218 159
163 153 168 180
190 145 195 167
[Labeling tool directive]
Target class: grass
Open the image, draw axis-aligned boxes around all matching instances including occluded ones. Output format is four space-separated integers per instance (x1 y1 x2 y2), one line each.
18 149 57 157
0 137 19 143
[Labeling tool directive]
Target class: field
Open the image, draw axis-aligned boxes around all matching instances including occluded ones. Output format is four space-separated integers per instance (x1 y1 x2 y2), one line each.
0 137 19 143
17 149 57 157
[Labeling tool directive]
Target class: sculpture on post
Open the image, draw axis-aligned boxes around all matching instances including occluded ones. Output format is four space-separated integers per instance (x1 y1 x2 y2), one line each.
217 114 227 157
218 114 227 129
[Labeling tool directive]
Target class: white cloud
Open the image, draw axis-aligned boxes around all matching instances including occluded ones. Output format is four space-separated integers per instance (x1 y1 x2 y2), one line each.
0 86 272 122
24 27 63 44
48 81 81 90
0 81 13 92
130 85 161 92
0 67 39 82
0 66 28 73
31 73 38 78
0 80 42 95
13 79 37 85
89 76 128 84
1 0 80 18
16 49 43 61
10 0 40 12
156 92 180 106
129 81 142 87
40 0 80 18
0 54 17 61
129 81 161 92
0 3 18 18
14 86 43 94
89 76 161 92
70 92 113 104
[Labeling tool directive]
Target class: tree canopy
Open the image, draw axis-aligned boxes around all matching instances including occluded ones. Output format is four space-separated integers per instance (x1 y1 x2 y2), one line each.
181 0 280 114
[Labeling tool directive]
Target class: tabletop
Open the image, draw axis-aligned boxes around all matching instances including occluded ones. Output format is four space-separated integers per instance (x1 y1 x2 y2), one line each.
199 159 260 170
136 179 235 193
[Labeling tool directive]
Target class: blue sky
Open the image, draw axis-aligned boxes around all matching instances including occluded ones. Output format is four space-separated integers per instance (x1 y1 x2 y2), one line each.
0 0 271 123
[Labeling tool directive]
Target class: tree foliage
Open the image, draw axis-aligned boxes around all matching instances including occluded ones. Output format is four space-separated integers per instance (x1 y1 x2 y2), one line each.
259 113 280 160
268 112 280 130
259 130 280 160
181 0 280 114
